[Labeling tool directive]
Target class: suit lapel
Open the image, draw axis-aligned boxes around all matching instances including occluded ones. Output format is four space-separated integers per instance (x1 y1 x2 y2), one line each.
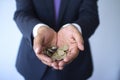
44 0 70 24
44 0 56 26
44 0 55 14
58 0 70 25
44 0 70 30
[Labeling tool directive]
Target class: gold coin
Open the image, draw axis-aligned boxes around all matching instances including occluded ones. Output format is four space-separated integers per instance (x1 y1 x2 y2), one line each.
45 45 68 61
51 52 58 61
57 49 65 56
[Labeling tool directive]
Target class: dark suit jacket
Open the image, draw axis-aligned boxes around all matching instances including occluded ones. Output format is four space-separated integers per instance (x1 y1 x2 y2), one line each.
14 0 99 80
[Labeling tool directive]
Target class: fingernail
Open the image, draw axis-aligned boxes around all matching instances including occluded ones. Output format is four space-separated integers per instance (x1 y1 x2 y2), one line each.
35 48 39 53
78 44 84 51
64 59 69 63
81 46 84 50
53 66 59 70
59 67 64 70
48 59 52 63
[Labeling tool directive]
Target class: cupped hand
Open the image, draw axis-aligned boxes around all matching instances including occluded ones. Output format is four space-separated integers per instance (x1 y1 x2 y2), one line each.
33 26 57 66
53 24 84 70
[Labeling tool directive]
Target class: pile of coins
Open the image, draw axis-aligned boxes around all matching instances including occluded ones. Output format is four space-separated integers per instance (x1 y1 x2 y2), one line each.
43 45 68 61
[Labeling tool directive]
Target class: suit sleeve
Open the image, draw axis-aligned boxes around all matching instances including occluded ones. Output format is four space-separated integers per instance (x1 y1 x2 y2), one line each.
14 0 41 47
74 0 99 40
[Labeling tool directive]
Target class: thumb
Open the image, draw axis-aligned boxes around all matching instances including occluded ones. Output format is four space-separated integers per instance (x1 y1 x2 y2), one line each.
34 47 41 54
33 36 44 54
74 33 84 51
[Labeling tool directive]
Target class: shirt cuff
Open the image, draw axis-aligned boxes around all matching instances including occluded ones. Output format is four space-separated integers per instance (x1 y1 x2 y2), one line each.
33 23 49 37
72 23 82 33
62 23 82 33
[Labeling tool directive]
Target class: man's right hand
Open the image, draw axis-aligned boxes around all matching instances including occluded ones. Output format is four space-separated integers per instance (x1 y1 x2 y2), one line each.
33 26 57 66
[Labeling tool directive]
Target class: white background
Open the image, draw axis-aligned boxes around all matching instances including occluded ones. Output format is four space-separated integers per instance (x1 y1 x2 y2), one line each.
0 0 120 80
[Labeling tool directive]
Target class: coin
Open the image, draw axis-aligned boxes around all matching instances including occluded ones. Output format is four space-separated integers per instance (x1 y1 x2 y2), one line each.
51 46 58 51
47 48 55 53
51 52 58 61
51 45 68 61
43 45 68 61
51 53 62 61
57 49 65 56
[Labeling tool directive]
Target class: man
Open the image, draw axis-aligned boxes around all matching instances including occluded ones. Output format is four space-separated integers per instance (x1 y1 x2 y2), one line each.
14 0 99 80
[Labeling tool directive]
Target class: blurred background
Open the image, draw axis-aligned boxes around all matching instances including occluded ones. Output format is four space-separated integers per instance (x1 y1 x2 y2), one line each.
0 0 120 80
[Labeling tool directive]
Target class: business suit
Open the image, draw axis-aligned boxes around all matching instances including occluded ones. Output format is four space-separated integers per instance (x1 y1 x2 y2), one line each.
14 0 99 80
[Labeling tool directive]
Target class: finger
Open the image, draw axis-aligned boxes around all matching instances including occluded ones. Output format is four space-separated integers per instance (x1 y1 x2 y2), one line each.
33 37 49 62
51 61 59 70
63 52 73 63
58 61 66 70
41 60 52 67
37 53 53 63
33 35 51 62
34 47 41 55
64 47 79 63
59 66 64 70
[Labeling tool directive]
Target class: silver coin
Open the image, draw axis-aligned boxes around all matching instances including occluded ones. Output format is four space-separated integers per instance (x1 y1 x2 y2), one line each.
47 48 55 53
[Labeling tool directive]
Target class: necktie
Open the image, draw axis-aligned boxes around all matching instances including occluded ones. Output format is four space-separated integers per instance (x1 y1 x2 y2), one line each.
54 0 61 21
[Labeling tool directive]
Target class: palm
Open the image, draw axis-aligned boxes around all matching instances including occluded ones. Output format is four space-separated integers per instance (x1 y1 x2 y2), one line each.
56 26 81 70
33 27 57 66
57 27 77 47
39 27 57 48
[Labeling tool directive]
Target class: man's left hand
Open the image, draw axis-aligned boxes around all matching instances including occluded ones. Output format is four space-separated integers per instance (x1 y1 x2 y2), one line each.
51 24 84 70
